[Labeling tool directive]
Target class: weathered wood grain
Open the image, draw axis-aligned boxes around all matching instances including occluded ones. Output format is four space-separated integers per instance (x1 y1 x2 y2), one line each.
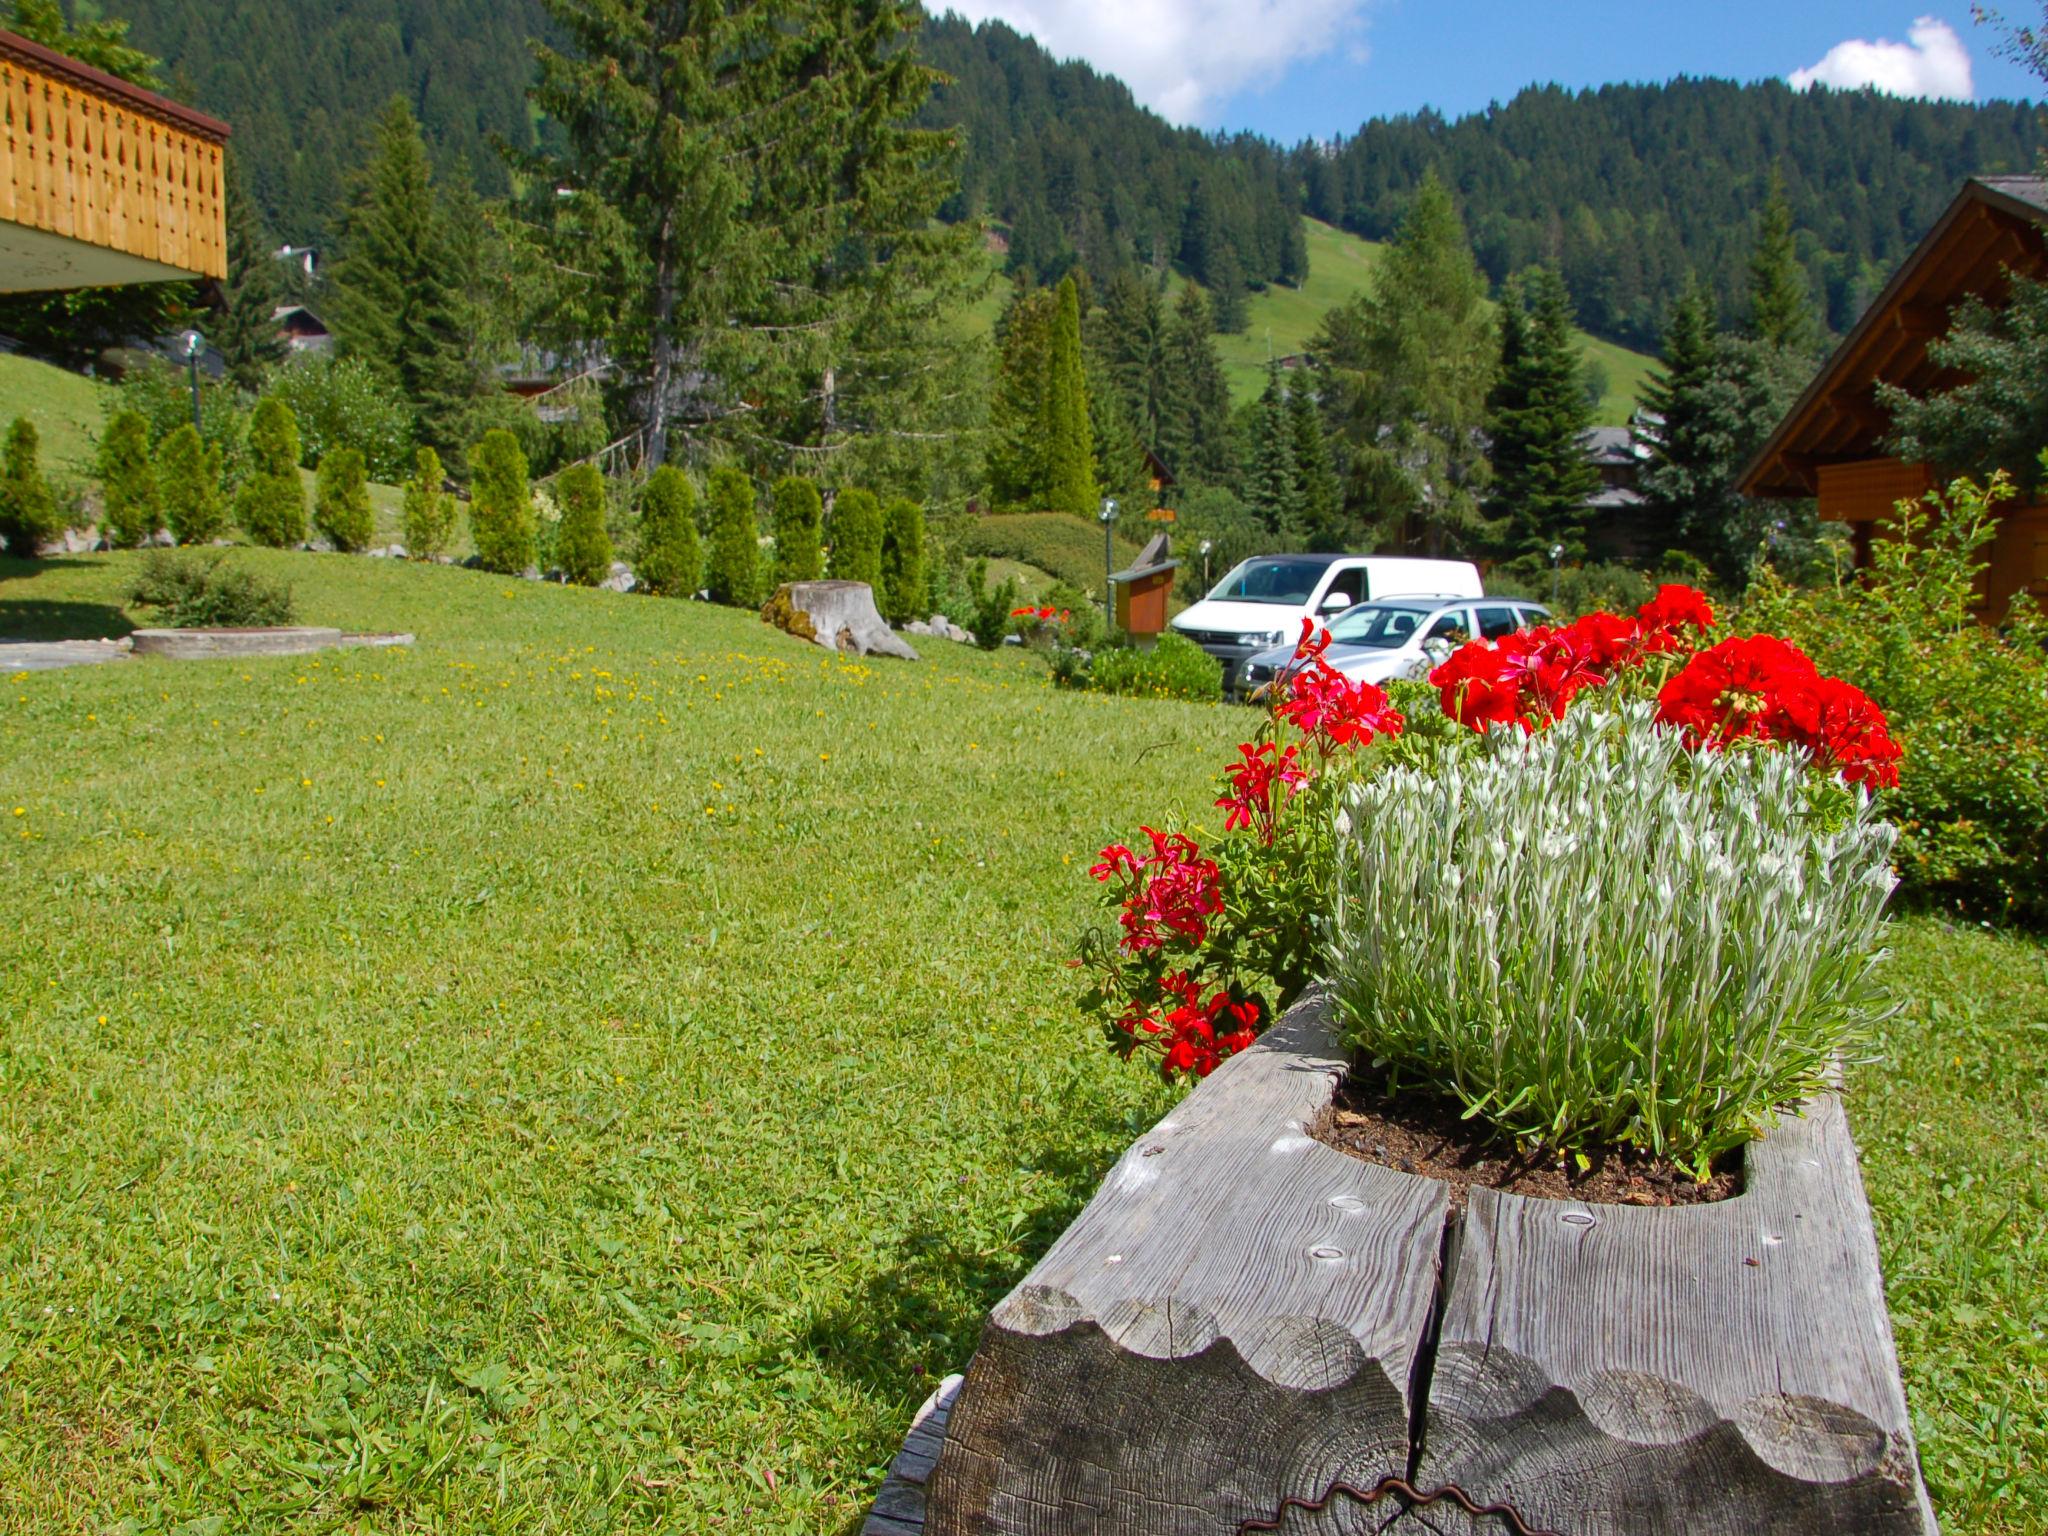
924 992 1452 1536
863 1374 963 1535
1415 1090 1938 1534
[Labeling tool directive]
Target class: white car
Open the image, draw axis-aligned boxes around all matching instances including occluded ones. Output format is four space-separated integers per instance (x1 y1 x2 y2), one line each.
1237 595 1555 694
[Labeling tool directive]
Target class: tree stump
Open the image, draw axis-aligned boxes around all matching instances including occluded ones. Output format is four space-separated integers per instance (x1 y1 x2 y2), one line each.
762 580 919 660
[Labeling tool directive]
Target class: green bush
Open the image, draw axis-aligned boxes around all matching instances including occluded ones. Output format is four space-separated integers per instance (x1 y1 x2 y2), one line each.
265 354 415 482
1083 633 1223 702
879 497 927 624
125 549 295 627
554 463 614 585
965 559 1018 650
1329 705 1896 1172
0 417 61 556
704 466 759 607
108 359 248 488
1170 485 1267 603
828 488 884 588
97 410 160 548
401 447 457 560
155 423 226 546
236 398 308 548
635 466 701 597
469 429 535 574
312 448 374 552
961 511 1140 597
1742 472 2048 924
771 475 823 584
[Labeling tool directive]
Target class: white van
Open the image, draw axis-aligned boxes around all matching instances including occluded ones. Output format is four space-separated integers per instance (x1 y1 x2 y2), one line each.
1169 554 1483 691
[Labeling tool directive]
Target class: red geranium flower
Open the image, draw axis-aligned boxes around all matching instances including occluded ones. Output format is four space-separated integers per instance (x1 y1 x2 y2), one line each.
1216 740 1308 844
1090 825 1224 953
1655 634 1820 747
1636 584 1716 654
1431 626 1605 731
1558 610 1643 670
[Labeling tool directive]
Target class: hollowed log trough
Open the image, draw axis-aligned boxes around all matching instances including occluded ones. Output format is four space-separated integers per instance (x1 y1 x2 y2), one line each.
883 992 1935 1536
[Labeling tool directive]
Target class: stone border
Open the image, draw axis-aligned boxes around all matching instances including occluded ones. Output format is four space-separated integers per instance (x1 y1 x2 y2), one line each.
129 628 413 660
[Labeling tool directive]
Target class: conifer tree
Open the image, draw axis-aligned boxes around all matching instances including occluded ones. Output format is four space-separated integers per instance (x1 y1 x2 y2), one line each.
1246 361 1300 537
401 447 457 560
703 466 759 607
214 153 285 392
828 487 884 587
1158 287 1233 485
97 411 160 548
1288 378 1342 550
554 463 614 584
237 398 307 548
1095 270 1169 454
987 284 1055 508
1484 267 1598 559
469 428 535 574
878 497 927 624
0 417 60 557
1638 276 1722 558
771 476 824 584
1747 168 1818 357
312 449 374 552
1087 359 1151 508
1039 276 1098 515
156 424 226 546
1208 245 1249 335
635 466 702 597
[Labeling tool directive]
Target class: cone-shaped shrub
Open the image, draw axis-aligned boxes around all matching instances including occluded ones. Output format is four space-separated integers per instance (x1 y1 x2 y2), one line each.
704 466 759 607
0 417 61 557
828 487 883 587
469 428 535 574
98 410 160 548
771 475 823 583
554 462 614 585
237 397 308 547
402 447 456 559
635 465 701 597
879 497 927 624
313 448 374 552
156 424 226 546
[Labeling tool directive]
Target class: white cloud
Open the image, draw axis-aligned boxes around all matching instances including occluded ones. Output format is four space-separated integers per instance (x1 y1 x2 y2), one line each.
942 0 1371 125
1788 15 1975 101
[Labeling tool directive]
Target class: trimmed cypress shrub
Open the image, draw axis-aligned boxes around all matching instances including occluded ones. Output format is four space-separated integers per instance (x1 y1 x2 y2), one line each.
0 417 62 557
635 465 701 597
771 475 823 583
554 462 614 585
879 497 927 624
828 487 883 587
469 428 535 574
313 448 375 552
98 410 160 548
156 424 227 546
401 447 457 559
704 466 759 607
236 398 308 548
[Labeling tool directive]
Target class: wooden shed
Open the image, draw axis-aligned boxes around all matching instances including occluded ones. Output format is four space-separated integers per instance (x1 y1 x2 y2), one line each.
1738 176 2048 618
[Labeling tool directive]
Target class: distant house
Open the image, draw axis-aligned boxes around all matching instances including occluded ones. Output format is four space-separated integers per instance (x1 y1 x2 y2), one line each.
1739 175 2048 617
272 304 332 356
1580 422 1656 563
273 245 318 282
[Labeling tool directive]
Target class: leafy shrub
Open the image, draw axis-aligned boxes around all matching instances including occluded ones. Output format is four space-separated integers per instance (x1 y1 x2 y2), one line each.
879 497 927 624
401 447 457 559
107 358 248 488
125 550 294 627
312 448 374 552
964 559 1017 649
636 466 701 597
1329 706 1896 1171
1742 472 2048 924
1169 485 1266 603
1045 578 1105 649
236 398 308 548
960 511 1138 597
704 466 759 607
0 417 61 556
554 463 614 585
265 355 415 481
1085 633 1223 702
469 429 535 574
97 409 160 547
155 423 226 545
771 475 823 584
828 487 883 587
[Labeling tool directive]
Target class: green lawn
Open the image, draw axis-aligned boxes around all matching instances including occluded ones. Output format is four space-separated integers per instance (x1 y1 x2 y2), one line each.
0 350 110 479
0 552 2041 1533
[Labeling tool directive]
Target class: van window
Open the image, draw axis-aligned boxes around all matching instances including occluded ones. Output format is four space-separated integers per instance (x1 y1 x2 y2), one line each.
1206 557 1334 605
1475 605 1519 640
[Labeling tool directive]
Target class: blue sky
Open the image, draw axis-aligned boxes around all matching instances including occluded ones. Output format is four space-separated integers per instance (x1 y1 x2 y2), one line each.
941 4 2041 140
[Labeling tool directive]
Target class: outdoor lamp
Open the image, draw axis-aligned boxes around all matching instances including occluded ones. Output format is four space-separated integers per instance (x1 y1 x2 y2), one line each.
178 327 204 432
1100 497 1119 620
1549 542 1565 607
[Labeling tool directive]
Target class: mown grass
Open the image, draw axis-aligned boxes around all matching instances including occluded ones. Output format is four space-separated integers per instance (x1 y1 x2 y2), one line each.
0 351 110 479
0 552 2041 1532
957 512 1143 599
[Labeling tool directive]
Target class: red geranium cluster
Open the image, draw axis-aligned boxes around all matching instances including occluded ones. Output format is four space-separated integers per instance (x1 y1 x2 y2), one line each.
1111 971 1264 1078
1656 636 1902 788
1010 604 1070 624
1274 620 1406 752
1090 826 1224 953
1216 740 1307 845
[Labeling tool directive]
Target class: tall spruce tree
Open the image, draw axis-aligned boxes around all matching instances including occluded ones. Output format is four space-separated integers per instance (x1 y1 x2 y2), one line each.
1095 270 1169 454
987 285 1054 508
1158 287 1233 485
1484 267 1599 560
1246 361 1300 537
1638 276 1723 559
1747 168 1819 358
1039 276 1097 515
1288 377 1342 550
214 154 286 392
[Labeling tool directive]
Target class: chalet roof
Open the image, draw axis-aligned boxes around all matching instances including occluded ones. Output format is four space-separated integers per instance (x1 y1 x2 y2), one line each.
1739 176 2048 500
1581 425 1639 465
272 303 329 331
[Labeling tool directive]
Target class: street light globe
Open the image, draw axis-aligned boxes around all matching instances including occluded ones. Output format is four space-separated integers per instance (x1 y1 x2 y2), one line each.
178 328 204 359
1099 498 1118 524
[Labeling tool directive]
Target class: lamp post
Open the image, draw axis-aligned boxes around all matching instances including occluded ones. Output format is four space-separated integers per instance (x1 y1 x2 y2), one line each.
1549 542 1564 609
1099 497 1119 626
1199 538 1213 590
177 328 204 433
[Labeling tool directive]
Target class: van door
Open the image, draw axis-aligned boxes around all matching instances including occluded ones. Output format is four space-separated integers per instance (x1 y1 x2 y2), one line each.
1316 561 1370 614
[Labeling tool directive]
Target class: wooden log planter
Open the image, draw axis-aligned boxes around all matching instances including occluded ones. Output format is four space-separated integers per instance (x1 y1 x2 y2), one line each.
886 991 1935 1536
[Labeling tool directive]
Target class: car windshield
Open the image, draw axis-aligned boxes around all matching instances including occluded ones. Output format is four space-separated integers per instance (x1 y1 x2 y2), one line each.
1206 557 1333 605
1324 603 1433 649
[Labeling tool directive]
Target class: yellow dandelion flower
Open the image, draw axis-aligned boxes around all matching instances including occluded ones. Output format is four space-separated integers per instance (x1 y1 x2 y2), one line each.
10 807 21 817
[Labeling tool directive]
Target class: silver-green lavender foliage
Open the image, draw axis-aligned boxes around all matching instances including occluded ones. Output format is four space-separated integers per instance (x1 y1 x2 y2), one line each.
1329 705 1897 1170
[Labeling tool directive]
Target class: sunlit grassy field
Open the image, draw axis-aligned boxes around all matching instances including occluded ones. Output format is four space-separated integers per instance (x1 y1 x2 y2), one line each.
0 552 2041 1533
